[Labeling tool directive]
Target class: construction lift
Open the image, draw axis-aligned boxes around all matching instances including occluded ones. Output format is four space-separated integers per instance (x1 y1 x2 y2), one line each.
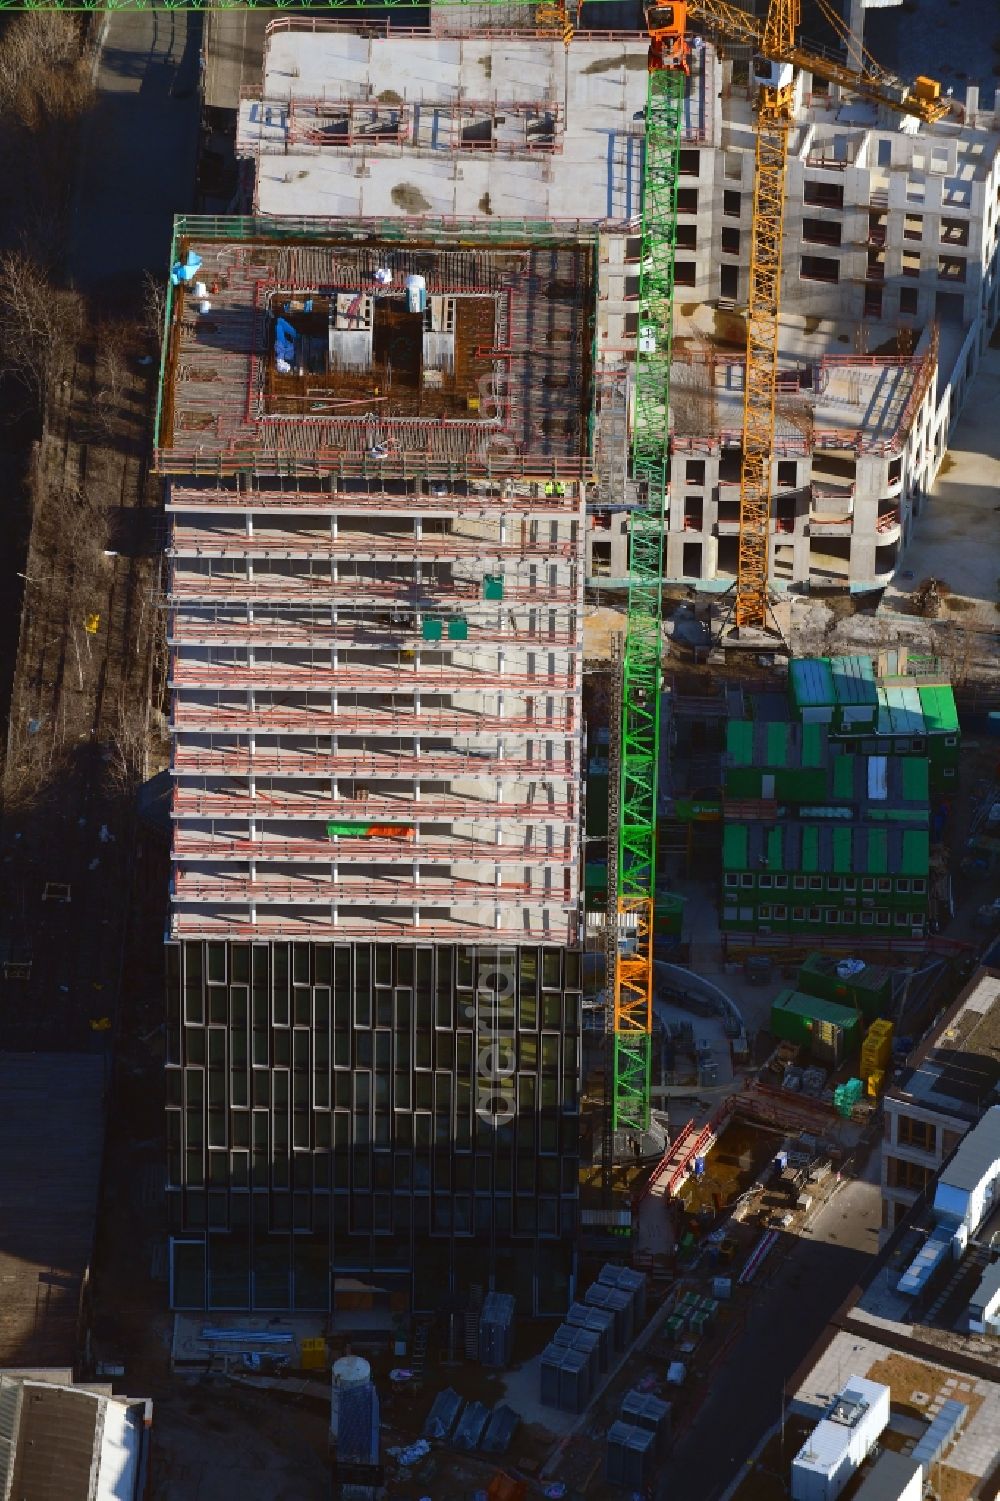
607 3 690 1142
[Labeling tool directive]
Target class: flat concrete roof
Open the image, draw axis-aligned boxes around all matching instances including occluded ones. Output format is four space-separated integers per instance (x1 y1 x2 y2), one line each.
238 31 713 223
790 1330 1000 1494
891 968 1000 1123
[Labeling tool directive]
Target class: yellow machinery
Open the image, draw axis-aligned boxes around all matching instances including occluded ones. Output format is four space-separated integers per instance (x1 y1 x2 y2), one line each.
536 0 576 47
686 0 946 629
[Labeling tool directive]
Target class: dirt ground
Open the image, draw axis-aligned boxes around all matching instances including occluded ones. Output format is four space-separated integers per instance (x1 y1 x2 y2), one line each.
0 329 166 1054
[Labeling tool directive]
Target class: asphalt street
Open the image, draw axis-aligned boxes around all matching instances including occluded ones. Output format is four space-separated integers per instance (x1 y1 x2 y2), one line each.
657 1166 882 1500
70 9 201 293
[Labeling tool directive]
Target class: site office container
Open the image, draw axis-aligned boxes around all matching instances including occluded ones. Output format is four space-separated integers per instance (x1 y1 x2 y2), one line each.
797 954 892 1020
770 989 861 1065
791 1378 890 1501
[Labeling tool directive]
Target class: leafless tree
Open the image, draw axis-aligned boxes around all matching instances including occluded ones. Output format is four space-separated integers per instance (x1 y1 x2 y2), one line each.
0 12 92 131
141 271 168 349
92 319 133 438
0 14 94 266
106 701 151 798
0 252 84 415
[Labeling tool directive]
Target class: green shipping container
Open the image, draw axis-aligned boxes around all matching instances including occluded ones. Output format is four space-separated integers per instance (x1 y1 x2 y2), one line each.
796 952 892 1020
770 988 861 1065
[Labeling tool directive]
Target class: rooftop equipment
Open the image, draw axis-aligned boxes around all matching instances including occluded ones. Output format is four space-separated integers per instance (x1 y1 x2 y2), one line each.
597 1262 648 1323
481 1404 520 1455
453 1400 490 1450
911 1398 967 1475
620 1388 671 1445
564 1302 614 1369
330 1355 371 1441
583 1281 633 1347
896 1225 954 1297
423 1386 463 1440
479 1291 516 1368
539 1343 591 1414
551 1324 601 1388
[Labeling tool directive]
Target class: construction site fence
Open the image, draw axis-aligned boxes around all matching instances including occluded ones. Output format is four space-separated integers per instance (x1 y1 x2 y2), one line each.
722 931 974 963
154 446 597 483
171 212 614 247
265 16 647 40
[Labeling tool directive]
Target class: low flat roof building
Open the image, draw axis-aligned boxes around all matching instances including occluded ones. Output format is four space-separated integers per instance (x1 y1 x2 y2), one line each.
881 968 1000 1235
0 1376 151 1501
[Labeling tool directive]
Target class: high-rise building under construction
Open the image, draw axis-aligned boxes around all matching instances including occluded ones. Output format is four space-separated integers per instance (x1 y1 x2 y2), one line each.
158 223 592 1313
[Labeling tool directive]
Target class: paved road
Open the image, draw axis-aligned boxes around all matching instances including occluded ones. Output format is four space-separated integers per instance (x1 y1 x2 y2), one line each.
70 9 201 294
657 1168 882 1501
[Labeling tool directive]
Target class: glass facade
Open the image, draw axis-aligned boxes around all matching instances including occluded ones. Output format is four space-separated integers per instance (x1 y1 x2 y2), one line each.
166 939 581 1314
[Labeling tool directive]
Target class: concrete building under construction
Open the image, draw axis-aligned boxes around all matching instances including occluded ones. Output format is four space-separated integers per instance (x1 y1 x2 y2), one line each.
233 19 1000 592
156 219 591 1313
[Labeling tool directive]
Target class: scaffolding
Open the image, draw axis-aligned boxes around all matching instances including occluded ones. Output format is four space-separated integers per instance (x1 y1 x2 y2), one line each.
155 221 597 480
168 471 585 938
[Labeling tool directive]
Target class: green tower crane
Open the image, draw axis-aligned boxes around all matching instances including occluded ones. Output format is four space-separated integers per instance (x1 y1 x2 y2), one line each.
611 10 688 1136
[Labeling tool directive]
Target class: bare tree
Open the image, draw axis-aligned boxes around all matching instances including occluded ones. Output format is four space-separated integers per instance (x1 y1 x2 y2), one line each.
0 252 84 415
0 14 94 267
92 319 133 439
141 271 168 349
106 701 151 798
0 12 92 130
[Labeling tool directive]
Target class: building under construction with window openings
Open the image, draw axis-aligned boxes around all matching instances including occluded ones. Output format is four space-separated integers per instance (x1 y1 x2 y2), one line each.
156 217 592 1314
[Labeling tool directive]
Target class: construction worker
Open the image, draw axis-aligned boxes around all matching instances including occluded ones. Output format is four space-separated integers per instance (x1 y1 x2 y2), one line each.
544 481 556 497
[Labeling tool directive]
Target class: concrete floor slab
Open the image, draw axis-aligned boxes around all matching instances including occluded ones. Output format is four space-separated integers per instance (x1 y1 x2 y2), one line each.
241 33 710 224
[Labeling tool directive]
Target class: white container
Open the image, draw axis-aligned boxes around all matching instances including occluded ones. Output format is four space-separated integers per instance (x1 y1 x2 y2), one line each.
791 1378 889 1501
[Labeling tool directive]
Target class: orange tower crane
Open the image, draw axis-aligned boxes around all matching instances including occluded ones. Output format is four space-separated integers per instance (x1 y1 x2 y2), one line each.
686 0 946 630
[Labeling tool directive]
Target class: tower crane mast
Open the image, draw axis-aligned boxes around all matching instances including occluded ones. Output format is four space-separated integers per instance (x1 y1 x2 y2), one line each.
609 4 689 1138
